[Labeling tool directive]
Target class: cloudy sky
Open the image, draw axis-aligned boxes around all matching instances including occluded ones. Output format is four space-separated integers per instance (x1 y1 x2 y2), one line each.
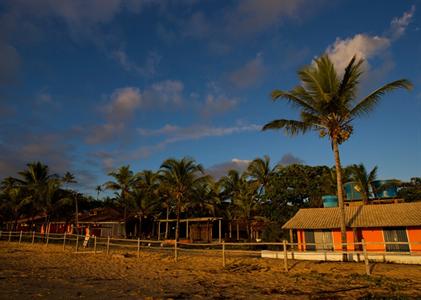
0 0 420 191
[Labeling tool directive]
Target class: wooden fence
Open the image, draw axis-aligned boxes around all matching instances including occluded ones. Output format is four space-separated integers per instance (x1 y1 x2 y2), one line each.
1 230 420 276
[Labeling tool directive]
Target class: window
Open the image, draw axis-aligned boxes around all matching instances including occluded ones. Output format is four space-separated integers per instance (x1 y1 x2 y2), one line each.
304 230 315 251
314 230 333 250
383 228 410 252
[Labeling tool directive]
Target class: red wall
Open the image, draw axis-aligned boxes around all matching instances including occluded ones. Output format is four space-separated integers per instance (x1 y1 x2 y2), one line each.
408 227 421 252
361 228 385 252
332 229 355 251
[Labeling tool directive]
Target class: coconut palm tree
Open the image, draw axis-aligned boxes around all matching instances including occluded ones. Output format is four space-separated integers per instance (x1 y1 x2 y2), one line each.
95 185 103 201
246 155 280 203
263 55 412 259
105 166 136 236
349 164 378 204
16 162 58 225
133 170 159 237
218 170 243 239
159 157 208 241
62 172 79 226
2 185 30 231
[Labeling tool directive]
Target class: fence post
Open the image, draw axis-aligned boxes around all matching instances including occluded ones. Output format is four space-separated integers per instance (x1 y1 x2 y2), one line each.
137 238 140 259
106 236 110 255
8 230 11 242
76 235 79 252
46 231 50 247
63 232 66 250
174 240 178 262
322 234 327 261
94 236 97 254
222 241 226 268
283 240 288 272
362 239 370 276
19 230 23 244
32 231 35 244
289 229 295 260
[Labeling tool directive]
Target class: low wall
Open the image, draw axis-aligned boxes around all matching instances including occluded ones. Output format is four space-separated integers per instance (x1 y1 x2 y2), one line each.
261 250 421 265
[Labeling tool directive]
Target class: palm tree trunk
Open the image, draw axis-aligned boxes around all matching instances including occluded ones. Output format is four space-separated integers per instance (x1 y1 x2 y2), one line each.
139 215 142 239
175 202 181 242
165 206 169 239
332 139 348 261
74 193 79 228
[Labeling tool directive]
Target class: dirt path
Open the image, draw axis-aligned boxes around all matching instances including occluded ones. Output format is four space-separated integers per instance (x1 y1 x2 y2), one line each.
0 243 420 299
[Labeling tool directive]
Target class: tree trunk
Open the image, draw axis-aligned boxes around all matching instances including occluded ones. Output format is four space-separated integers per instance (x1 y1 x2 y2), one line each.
332 139 348 261
123 195 128 238
139 215 142 239
74 193 79 228
165 206 169 239
13 212 19 232
175 200 181 242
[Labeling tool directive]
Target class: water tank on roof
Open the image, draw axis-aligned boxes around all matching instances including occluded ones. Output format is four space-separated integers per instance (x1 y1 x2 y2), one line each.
343 182 362 201
322 195 338 207
371 180 398 198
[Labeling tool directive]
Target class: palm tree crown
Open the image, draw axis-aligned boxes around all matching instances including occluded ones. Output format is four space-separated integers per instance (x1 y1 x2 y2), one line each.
349 163 378 204
263 54 412 259
159 157 208 241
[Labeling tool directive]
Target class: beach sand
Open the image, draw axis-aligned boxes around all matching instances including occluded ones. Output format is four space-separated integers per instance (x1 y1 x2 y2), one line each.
0 242 420 299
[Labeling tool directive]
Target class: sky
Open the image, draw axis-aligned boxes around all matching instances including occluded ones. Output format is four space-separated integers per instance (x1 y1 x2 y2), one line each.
0 0 420 192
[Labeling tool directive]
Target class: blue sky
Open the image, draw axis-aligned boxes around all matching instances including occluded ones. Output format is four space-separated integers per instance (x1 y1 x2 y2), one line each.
0 0 420 191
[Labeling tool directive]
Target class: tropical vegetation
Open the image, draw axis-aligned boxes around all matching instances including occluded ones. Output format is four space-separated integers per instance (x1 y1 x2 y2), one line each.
263 54 412 257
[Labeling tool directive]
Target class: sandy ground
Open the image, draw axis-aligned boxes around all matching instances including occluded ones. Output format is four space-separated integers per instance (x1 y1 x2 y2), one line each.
0 242 420 299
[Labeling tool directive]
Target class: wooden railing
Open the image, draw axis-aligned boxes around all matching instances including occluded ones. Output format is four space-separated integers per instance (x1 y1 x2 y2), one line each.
1 230 420 276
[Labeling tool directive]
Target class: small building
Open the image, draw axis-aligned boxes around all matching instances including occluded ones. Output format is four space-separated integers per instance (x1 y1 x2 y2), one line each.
78 207 125 237
282 202 421 253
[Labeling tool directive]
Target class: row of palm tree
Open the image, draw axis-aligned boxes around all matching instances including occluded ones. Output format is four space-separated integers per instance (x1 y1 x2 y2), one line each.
0 158 416 240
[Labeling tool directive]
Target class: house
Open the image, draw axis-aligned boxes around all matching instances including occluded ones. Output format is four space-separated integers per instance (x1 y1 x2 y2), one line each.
77 207 125 237
282 202 421 253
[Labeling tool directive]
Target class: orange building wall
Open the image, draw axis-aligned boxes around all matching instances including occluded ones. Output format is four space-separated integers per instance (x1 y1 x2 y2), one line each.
332 229 355 251
408 227 421 252
297 230 305 251
361 228 385 252
296 226 421 253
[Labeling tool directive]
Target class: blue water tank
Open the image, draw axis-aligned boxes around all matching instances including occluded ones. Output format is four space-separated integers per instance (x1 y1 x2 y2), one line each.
322 195 338 207
371 180 398 198
343 182 362 200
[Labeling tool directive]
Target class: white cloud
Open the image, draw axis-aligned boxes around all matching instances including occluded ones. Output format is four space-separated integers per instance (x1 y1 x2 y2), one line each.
224 0 306 38
143 80 184 107
85 123 125 145
112 49 161 77
105 87 142 122
0 132 73 179
278 153 304 166
228 54 265 88
390 5 416 40
201 94 238 116
86 80 184 144
138 123 260 144
325 6 415 74
326 34 390 72
3 0 157 34
206 158 251 179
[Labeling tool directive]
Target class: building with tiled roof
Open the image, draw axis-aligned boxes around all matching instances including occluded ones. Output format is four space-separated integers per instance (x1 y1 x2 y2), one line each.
282 202 421 253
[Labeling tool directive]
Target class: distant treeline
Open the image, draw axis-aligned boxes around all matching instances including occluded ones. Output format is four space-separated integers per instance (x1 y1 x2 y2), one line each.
1 158 420 241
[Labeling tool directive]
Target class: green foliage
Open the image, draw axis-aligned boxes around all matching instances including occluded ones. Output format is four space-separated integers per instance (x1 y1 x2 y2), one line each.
398 177 421 202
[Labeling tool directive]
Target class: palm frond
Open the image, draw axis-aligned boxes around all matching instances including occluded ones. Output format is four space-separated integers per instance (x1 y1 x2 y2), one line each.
262 119 312 136
337 56 364 104
350 79 413 117
271 89 317 113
